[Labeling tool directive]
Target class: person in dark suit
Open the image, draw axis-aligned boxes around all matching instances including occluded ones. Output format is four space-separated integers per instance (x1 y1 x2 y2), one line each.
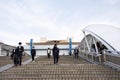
15 42 24 66
11 49 15 60
74 48 79 59
31 46 36 62
52 44 59 64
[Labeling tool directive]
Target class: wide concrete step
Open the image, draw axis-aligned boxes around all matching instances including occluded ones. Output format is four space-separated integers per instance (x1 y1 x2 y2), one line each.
0 55 120 80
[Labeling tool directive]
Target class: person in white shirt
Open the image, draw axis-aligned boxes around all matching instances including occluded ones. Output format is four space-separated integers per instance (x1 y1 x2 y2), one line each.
47 48 51 59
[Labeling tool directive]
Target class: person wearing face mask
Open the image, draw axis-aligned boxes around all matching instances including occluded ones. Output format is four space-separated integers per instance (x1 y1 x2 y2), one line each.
14 42 24 66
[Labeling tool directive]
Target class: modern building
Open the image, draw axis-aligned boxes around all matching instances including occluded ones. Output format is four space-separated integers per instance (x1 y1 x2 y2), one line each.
25 39 80 55
77 24 120 70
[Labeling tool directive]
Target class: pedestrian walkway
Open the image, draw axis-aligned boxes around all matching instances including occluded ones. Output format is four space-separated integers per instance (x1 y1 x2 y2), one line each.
0 55 31 72
0 55 120 80
0 55 31 67
0 56 13 67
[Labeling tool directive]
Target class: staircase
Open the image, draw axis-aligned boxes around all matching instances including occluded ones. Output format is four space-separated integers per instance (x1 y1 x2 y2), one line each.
0 55 31 67
0 55 120 80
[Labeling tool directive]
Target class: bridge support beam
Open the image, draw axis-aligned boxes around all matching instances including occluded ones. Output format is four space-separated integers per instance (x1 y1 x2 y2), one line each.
83 31 90 52
30 39 33 55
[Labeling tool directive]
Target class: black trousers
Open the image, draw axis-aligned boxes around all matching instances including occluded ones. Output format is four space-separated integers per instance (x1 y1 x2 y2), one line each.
14 54 22 66
75 53 78 59
18 55 22 65
32 55 35 61
47 53 50 58
54 57 59 64
14 55 18 66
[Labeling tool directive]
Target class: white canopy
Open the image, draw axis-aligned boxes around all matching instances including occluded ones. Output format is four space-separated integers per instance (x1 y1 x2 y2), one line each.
83 24 120 52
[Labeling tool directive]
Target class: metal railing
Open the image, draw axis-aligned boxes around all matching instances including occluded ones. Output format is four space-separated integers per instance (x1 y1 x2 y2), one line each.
79 50 120 71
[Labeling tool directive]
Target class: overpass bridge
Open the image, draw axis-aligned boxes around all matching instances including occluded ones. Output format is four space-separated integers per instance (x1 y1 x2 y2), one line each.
77 24 120 71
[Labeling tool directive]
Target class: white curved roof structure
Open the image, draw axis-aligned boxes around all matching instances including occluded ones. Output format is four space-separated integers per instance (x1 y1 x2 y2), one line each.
83 24 120 53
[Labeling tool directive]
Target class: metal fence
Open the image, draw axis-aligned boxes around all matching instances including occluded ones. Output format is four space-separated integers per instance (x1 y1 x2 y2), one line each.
78 50 120 71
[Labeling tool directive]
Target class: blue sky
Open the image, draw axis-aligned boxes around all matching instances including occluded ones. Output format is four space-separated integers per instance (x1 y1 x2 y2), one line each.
0 0 120 46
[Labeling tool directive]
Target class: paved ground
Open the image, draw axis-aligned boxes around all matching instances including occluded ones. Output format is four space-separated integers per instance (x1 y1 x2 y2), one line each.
0 55 31 67
0 55 31 72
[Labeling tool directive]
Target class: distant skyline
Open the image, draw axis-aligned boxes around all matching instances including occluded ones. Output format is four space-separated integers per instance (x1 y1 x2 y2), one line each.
0 0 120 46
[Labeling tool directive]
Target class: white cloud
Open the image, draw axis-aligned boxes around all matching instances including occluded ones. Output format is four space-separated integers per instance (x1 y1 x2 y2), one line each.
0 30 21 46
103 0 120 5
0 0 120 45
